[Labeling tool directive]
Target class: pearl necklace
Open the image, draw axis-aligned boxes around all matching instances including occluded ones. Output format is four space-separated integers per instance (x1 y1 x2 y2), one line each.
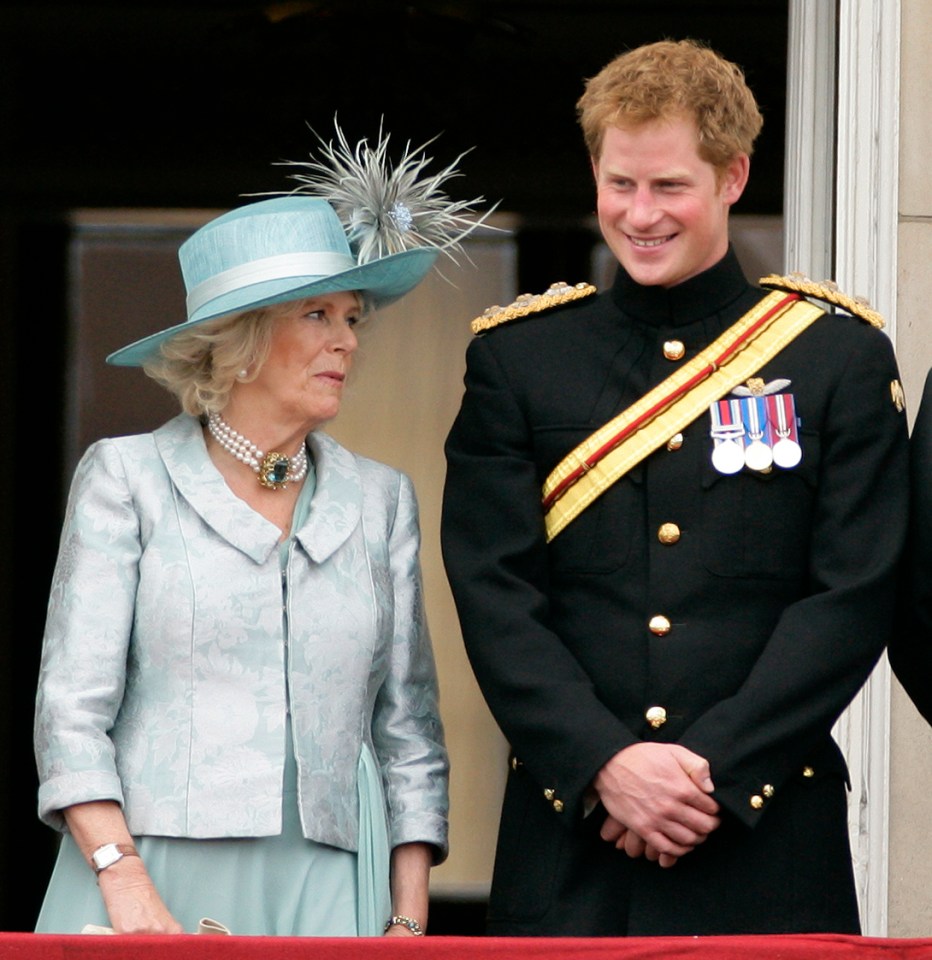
207 412 308 491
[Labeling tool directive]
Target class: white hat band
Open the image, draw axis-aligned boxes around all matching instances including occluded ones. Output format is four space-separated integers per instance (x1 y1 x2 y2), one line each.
186 251 357 317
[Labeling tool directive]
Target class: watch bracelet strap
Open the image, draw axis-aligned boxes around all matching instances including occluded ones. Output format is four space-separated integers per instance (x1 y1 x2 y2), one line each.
385 914 424 936
91 842 140 874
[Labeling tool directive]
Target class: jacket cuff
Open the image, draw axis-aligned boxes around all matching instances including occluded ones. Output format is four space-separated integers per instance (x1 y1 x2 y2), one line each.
38 771 125 832
390 811 449 865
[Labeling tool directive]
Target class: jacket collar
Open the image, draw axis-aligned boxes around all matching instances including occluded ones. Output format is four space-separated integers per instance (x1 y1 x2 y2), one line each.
154 414 361 565
609 245 751 328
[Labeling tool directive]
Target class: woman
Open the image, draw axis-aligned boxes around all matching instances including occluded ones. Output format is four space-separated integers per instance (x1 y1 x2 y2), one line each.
34 127 487 936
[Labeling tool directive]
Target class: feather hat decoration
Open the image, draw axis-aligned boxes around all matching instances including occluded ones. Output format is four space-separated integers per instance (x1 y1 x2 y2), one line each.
107 119 497 367
276 118 499 265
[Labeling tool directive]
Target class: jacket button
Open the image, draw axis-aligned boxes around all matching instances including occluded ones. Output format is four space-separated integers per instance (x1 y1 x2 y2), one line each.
543 788 555 801
645 706 667 729
762 784 775 798
750 795 764 810
552 799 565 813
649 615 671 636
663 339 685 361
666 433 684 451
802 766 815 778
510 756 523 771
657 522 681 545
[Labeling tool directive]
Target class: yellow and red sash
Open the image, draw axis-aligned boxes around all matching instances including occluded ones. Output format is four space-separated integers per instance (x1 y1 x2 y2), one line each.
542 290 825 541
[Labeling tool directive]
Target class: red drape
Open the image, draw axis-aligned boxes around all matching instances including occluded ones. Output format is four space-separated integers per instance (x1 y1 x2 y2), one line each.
2 933 931 959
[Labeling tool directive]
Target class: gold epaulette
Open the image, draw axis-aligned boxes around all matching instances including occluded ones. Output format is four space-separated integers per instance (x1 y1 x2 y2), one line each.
759 272 884 329
470 281 597 335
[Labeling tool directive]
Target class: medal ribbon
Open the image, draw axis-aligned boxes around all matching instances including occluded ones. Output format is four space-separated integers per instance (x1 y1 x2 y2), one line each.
542 291 824 541
739 395 775 471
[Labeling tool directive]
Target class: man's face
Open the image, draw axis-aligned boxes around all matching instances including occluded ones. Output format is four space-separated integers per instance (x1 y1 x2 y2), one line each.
592 115 749 288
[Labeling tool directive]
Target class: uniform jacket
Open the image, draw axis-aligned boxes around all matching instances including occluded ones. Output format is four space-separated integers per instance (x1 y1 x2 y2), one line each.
441 250 908 933
890 367 932 724
36 413 449 858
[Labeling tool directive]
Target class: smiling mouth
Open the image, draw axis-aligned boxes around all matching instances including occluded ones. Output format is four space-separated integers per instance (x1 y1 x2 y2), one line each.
628 233 675 249
628 234 675 248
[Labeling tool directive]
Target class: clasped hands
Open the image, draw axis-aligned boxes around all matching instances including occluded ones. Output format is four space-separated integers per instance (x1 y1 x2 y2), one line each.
593 742 720 868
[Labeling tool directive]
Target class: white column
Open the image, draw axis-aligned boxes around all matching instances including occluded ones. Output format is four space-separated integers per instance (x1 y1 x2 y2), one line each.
785 0 901 937
784 0 836 278
832 0 900 938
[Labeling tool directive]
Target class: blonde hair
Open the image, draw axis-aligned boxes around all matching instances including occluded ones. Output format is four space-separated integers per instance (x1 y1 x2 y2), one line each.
142 291 369 416
576 39 764 171
142 307 277 416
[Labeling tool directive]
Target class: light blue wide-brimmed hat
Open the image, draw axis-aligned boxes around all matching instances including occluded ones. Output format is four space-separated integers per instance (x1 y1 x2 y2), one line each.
106 195 439 367
107 121 495 367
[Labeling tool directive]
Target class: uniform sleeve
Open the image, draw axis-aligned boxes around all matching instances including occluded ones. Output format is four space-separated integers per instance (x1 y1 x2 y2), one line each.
678 328 909 826
371 472 450 861
34 441 141 830
889 366 932 725
441 336 637 820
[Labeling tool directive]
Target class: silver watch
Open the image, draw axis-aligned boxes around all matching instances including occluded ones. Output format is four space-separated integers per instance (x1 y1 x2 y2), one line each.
91 842 139 875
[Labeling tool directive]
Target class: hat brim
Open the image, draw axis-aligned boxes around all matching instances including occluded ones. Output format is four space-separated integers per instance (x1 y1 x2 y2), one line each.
106 246 439 367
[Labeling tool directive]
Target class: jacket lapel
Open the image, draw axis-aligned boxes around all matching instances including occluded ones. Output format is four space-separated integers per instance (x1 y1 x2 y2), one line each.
296 431 363 563
154 414 282 563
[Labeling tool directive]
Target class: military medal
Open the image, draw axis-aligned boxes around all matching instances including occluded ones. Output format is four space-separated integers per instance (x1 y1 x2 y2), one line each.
741 396 773 471
767 393 802 468
710 399 746 474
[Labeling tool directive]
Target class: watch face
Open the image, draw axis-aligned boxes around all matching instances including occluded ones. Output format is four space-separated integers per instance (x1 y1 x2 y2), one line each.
92 843 123 872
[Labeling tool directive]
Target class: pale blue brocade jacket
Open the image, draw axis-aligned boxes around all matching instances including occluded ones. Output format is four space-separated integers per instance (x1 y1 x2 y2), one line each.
35 413 449 858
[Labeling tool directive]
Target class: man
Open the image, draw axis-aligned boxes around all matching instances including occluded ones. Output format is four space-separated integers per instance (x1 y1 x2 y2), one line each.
890 368 932 726
440 40 908 936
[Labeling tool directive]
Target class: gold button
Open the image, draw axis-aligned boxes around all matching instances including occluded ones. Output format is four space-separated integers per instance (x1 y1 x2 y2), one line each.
750 795 764 810
666 433 684 451
543 788 555 801
645 706 667 729
553 799 565 813
649 615 671 636
510 756 522 771
657 522 681 545
663 339 685 361
762 784 775 798
802 766 815 778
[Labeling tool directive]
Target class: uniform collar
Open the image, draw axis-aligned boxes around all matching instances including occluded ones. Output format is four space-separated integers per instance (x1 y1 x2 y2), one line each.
610 245 751 328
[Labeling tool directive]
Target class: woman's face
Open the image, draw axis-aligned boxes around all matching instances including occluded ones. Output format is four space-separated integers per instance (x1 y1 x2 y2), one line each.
241 291 361 432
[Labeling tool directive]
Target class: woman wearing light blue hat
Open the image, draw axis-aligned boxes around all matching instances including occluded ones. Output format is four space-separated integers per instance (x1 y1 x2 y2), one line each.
33 126 491 937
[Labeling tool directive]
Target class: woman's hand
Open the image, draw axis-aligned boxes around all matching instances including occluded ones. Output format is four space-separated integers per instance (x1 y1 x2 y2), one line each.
97 857 184 934
384 843 432 938
62 799 183 934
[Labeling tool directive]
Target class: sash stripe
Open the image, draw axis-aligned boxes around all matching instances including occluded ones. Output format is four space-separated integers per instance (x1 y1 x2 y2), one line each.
542 291 825 541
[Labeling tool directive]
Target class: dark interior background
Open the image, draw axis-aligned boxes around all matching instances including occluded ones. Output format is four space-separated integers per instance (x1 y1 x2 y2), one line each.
0 0 788 932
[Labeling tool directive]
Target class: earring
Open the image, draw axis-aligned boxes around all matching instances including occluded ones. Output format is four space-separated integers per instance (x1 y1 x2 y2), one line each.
236 369 249 381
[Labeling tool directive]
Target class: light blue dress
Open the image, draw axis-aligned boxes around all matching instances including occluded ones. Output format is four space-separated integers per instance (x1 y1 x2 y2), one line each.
35 467 393 936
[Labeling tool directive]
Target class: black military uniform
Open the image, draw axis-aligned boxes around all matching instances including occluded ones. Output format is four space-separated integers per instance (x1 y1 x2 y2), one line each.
890 368 932 725
440 248 908 936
